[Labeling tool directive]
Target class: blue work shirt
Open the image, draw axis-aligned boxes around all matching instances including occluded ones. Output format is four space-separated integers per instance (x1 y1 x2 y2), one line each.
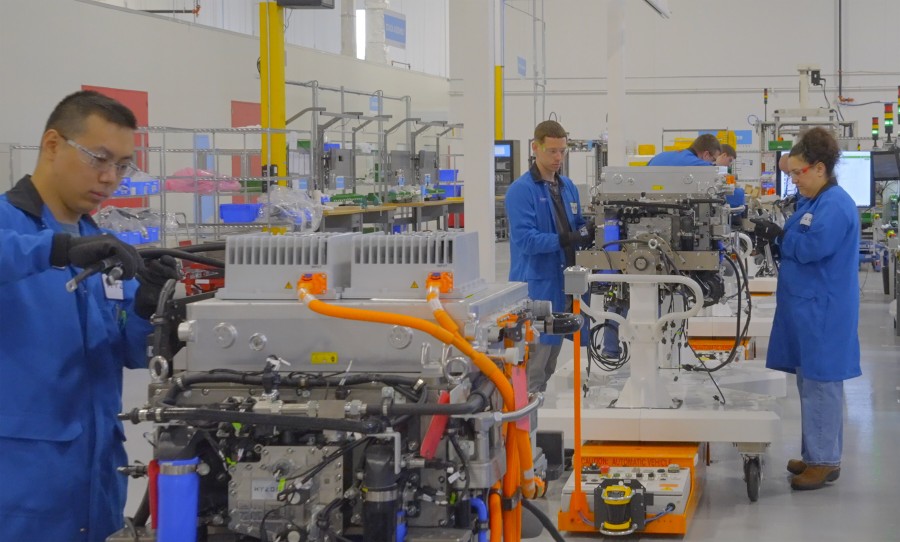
506 165 587 345
647 149 712 166
0 176 152 541
766 183 861 381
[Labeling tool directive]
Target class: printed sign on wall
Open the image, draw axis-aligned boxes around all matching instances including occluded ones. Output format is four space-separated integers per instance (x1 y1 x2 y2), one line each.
384 11 406 49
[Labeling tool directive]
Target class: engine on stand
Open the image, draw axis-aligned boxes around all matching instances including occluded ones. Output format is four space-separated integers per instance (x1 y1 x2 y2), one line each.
109 231 576 542
550 166 782 537
577 166 736 374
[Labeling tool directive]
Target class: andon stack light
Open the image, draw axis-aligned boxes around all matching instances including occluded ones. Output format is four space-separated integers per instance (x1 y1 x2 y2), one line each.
885 103 894 143
872 117 880 148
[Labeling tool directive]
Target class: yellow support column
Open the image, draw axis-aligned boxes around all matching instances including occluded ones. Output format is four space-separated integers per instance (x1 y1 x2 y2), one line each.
260 1 287 185
494 65 504 139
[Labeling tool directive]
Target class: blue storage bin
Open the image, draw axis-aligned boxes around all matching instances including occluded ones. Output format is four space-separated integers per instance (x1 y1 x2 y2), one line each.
114 178 132 197
140 227 160 244
436 184 462 197
324 143 341 151
220 203 262 223
115 231 142 245
132 179 160 195
438 169 459 182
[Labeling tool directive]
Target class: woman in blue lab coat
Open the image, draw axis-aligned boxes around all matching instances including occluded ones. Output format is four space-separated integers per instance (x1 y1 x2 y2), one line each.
756 127 861 490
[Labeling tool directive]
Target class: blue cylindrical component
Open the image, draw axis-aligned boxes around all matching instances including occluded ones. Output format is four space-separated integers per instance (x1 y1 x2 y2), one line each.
603 220 621 251
396 510 407 542
470 498 489 542
725 186 746 208
157 457 200 542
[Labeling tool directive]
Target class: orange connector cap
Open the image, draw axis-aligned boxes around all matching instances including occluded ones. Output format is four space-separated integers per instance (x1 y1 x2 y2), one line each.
297 273 328 295
425 271 454 294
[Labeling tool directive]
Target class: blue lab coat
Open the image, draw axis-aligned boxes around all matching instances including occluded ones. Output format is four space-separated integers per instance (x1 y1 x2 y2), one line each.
0 176 152 541
506 165 586 345
647 149 712 166
766 184 861 381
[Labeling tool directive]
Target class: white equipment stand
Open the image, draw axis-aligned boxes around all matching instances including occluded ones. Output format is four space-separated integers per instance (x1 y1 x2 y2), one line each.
544 267 783 502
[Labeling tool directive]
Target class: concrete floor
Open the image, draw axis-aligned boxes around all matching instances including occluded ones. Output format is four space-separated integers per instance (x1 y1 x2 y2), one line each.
121 241 900 541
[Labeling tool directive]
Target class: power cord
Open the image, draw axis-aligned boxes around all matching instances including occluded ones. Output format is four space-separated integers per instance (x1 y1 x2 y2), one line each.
645 503 677 523
587 322 630 372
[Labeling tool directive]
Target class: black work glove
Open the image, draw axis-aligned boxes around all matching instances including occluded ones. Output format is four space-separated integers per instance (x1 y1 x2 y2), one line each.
51 233 143 280
135 256 181 320
560 219 596 249
750 218 784 241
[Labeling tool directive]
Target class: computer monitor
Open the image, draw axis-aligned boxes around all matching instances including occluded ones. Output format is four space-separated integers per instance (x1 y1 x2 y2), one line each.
871 149 900 182
494 143 512 158
775 150 874 208
836 151 874 208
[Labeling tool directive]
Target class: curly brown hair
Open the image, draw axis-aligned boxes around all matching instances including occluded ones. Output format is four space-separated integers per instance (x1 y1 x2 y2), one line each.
789 127 841 184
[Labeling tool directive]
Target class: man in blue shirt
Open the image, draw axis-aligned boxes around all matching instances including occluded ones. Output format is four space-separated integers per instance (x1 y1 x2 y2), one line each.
506 120 594 392
647 133 722 166
0 91 178 541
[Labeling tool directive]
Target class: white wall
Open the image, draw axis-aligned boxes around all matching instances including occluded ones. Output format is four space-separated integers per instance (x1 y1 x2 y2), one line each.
502 0 900 174
0 0 450 181
90 0 450 76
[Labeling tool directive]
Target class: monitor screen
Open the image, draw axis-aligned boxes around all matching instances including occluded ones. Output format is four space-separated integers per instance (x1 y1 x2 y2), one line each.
871 149 900 182
494 144 511 158
775 150 874 207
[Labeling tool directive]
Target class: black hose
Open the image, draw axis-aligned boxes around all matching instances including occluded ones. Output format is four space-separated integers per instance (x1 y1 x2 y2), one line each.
163 372 267 404
120 407 384 434
603 200 689 210
685 198 727 205
131 485 150 528
365 380 494 417
148 278 179 376
326 374 425 389
521 498 566 542
143 242 225 254
686 251 752 373
546 312 583 335
154 278 178 318
366 391 486 416
138 248 225 269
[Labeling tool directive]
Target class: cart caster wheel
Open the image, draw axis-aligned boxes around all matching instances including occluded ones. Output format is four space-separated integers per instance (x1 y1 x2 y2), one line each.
744 457 761 502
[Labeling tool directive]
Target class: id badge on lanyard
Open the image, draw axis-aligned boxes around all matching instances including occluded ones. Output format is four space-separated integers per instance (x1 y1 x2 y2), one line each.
103 274 124 300
800 212 813 232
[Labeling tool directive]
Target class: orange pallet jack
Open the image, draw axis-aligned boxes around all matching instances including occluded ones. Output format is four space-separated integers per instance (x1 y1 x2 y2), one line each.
557 299 706 536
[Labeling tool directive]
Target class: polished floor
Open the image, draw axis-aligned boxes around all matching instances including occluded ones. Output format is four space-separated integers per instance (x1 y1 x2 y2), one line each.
121 242 900 541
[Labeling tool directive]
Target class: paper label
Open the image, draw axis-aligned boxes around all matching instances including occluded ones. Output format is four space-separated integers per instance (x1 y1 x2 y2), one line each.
103 275 124 300
251 479 279 501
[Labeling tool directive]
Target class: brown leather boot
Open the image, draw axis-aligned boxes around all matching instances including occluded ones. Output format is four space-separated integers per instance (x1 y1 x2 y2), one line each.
787 459 807 475
791 465 840 490
786 459 840 480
